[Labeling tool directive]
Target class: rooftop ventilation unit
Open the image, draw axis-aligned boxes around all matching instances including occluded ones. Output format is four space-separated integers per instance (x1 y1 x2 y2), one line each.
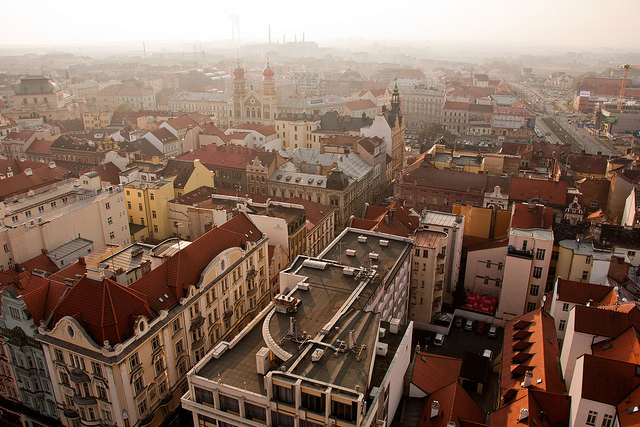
311 348 324 362
256 347 270 374
379 239 389 247
346 249 356 256
343 267 355 276
369 252 379 260
376 342 388 356
302 259 327 270
358 235 367 243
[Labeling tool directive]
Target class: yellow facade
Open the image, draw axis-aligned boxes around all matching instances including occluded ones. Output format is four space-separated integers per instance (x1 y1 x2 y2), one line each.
275 117 321 149
125 180 175 242
82 111 114 131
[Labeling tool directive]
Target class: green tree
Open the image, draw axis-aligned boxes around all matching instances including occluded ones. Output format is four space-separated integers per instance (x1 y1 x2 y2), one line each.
419 123 456 144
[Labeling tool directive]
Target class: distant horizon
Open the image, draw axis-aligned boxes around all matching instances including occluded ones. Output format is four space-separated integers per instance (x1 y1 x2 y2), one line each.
2 0 640 54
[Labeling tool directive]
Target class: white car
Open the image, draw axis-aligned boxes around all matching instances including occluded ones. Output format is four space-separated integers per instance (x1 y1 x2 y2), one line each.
433 333 445 346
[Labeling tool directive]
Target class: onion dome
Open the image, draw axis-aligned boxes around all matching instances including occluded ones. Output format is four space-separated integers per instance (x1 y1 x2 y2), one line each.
233 60 245 79
263 60 274 79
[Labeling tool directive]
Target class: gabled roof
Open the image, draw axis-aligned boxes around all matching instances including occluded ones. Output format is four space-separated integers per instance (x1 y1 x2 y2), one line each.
346 99 377 111
412 353 462 395
25 138 53 155
418 382 486 427
50 275 153 345
130 212 260 313
136 137 164 157
581 354 640 405
4 130 36 141
202 123 232 142
0 162 70 199
566 153 608 176
500 308 565 405
617 382 640 427
229 124 276 137
511 203 554 230
285 197 334 230
350 201 420 237
150 127 178 144
491 389 570 427
163 115 200 132
592 326 640 364
18 253 59 274
81 162 122 186
19 275 68 325
509 177 567 207
556 279 616 306
159 159 195 189
573 303 640 338
178 144 257 171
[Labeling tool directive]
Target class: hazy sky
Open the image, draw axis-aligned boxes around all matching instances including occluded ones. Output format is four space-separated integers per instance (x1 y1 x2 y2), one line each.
2 0 640 50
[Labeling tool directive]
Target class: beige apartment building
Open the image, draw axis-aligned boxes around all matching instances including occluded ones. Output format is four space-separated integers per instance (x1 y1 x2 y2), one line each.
36 213 272 427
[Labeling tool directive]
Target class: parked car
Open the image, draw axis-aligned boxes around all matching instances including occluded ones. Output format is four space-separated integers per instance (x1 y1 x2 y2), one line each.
454 316 465 328
482 349 494 359
488 325 498 338
464 319 474 331
476 321 487 335
433 333 445 346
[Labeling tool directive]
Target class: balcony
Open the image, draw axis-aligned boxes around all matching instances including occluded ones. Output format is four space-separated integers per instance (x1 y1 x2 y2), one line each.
246 267 257 280
73 393 97 406
69 368 90 384
223 308 233 319
189 314 205 331
507 245 533 260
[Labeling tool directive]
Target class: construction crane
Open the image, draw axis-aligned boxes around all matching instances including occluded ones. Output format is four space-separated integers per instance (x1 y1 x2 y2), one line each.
617 64 640 109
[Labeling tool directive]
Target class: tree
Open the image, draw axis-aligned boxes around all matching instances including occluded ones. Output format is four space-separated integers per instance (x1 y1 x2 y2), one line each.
419 123 456 144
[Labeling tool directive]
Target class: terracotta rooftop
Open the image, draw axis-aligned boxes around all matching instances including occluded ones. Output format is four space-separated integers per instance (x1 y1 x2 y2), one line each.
0 161 70 199
417 382 485 427
18 253 59 275
201 123 231 142
346 99 377 111
573 303 640 338
500 308 565 405
18 275 69 325
556 278 616 306
616 382 640 427
81 161 122 186
178 144 266 171
491 389 570 427
412 352 462 395
592 326 640 364
511 203 554 230
509 177 567 207
159 159 195 189
229 123 276 137
130 212 261 313
163 115 200 131
49 275 153 345
349 201 420 237
581 354 640 406
566 153 608 176
285 197 334 230
25 138 53 156
444 101 470 110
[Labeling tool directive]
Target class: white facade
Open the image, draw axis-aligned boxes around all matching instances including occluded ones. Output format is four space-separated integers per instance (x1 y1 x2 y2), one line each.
361 114 393 158
464 244 507 298
0 175 129 270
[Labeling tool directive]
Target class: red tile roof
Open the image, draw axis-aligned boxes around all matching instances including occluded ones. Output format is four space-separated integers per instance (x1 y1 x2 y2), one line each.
412 353 462 395
573 303 640 338
4 130 36 142
444 101 470 110
18 253 59 274
19 275 68 325
177 144 259 171
592 326 640 364
285 197 334 230
491 389 570 427
511 203 554 230
81 161 122 186
163 115 200 131
350 201 420 237
509 177 567 206
346 99 377 111
0 162 71 199
50 275 153 345
25 138 53 155
566 153 608 176
616 383 640 427
556 279 616 306
500 308 565 405
202 123 231 142
229 124 276 137
418 382 485 427
581 354 640 405
130 212 260 313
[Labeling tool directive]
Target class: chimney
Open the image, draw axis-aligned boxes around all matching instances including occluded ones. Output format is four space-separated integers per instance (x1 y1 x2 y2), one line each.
518 408 529 422
522 369 533 388
430 401 440 418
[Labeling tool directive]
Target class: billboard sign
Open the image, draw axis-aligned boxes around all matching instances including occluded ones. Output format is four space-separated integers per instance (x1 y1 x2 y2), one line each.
579 90 591 98
586 123 595 128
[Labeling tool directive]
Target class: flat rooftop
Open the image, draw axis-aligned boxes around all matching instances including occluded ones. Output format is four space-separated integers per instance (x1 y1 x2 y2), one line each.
96 243 155 274
195 256 408 396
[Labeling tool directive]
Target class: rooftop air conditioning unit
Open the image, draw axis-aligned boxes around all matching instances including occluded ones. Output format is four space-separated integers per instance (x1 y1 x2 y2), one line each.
346 249 356 256
357 235 367 243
